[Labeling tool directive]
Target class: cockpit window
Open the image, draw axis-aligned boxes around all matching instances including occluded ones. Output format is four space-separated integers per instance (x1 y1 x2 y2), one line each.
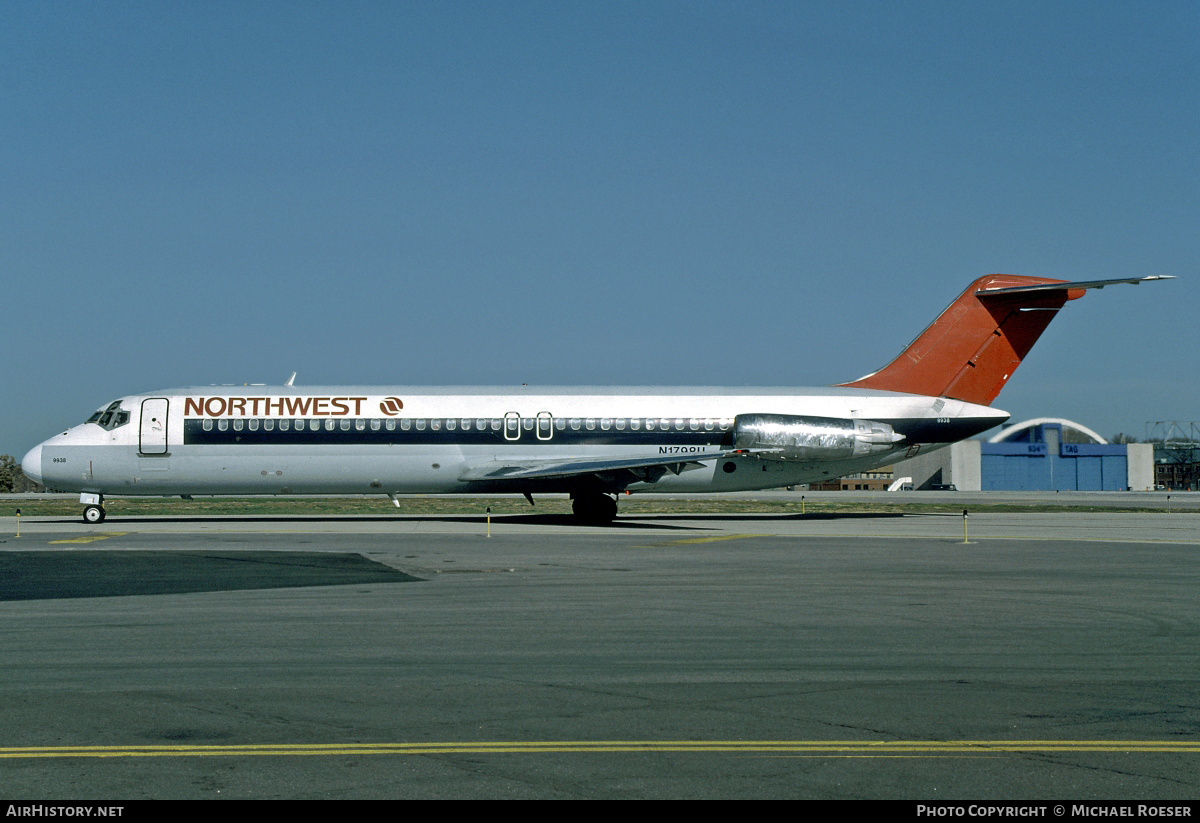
89 401 131 431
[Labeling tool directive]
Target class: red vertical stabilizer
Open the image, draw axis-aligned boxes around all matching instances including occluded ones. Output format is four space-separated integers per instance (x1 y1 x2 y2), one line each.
837 275 1091 406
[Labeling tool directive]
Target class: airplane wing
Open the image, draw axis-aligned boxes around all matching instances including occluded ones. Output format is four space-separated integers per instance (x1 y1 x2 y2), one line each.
458 450 745 484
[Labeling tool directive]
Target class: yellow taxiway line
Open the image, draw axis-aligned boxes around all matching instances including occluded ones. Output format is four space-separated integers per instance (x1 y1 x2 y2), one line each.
2 740 1199 759
47 533 130 544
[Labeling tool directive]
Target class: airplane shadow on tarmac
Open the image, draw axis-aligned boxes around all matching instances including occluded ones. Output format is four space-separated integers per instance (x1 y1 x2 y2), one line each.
34 511 910 530
34 514 702 531
0 550 423 602
3 513 914 600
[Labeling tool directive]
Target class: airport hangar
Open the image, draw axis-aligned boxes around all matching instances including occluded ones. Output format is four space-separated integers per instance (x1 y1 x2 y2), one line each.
890 418 1155 492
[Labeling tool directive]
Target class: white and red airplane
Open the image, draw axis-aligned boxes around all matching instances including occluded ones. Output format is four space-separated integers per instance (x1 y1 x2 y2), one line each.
22 275 1168 523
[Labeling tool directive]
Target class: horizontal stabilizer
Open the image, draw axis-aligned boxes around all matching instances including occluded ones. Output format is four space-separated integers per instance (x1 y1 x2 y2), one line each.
975 275 1173 297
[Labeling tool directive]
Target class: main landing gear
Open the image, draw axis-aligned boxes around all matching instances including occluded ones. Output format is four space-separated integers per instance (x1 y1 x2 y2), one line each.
81 493 105 524
571 492 618 524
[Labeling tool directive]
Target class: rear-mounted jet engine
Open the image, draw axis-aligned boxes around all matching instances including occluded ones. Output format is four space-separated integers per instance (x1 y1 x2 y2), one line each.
732 414 905 461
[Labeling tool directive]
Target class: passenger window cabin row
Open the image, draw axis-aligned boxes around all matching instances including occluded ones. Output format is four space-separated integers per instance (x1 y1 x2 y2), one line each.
197 417 736 434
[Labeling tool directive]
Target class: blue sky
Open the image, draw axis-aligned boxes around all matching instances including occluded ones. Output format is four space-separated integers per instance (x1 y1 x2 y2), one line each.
3 1 1196 457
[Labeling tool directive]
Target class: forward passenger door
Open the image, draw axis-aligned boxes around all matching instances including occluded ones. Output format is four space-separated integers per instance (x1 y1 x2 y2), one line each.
140 398 169 454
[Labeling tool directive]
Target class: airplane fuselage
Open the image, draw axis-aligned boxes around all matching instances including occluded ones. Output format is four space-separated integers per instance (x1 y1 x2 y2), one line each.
24 385 1006 499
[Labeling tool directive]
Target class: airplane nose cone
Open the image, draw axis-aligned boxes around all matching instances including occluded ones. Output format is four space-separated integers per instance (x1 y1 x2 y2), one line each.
21 444 43 485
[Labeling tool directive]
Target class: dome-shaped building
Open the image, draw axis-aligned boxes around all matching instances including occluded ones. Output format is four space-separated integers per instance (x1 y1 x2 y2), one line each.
988 417 1108 446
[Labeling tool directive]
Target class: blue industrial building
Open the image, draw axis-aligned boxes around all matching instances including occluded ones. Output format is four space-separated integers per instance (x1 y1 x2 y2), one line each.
981 420 1130 491
892 418 1155 492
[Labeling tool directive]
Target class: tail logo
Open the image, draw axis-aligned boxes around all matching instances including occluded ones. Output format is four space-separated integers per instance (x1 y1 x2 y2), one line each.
379 397 405 416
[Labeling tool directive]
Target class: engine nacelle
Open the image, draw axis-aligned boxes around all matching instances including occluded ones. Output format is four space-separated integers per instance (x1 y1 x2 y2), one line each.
732 414 905 461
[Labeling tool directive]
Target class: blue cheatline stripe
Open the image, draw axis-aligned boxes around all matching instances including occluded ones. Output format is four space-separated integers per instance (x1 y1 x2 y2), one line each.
183 419 730 447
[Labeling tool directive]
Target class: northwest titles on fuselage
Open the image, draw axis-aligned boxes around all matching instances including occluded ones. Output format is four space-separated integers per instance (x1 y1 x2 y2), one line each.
184 396 372 417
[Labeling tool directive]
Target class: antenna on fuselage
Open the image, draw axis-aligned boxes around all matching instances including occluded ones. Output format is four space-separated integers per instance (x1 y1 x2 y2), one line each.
286 372 296 386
